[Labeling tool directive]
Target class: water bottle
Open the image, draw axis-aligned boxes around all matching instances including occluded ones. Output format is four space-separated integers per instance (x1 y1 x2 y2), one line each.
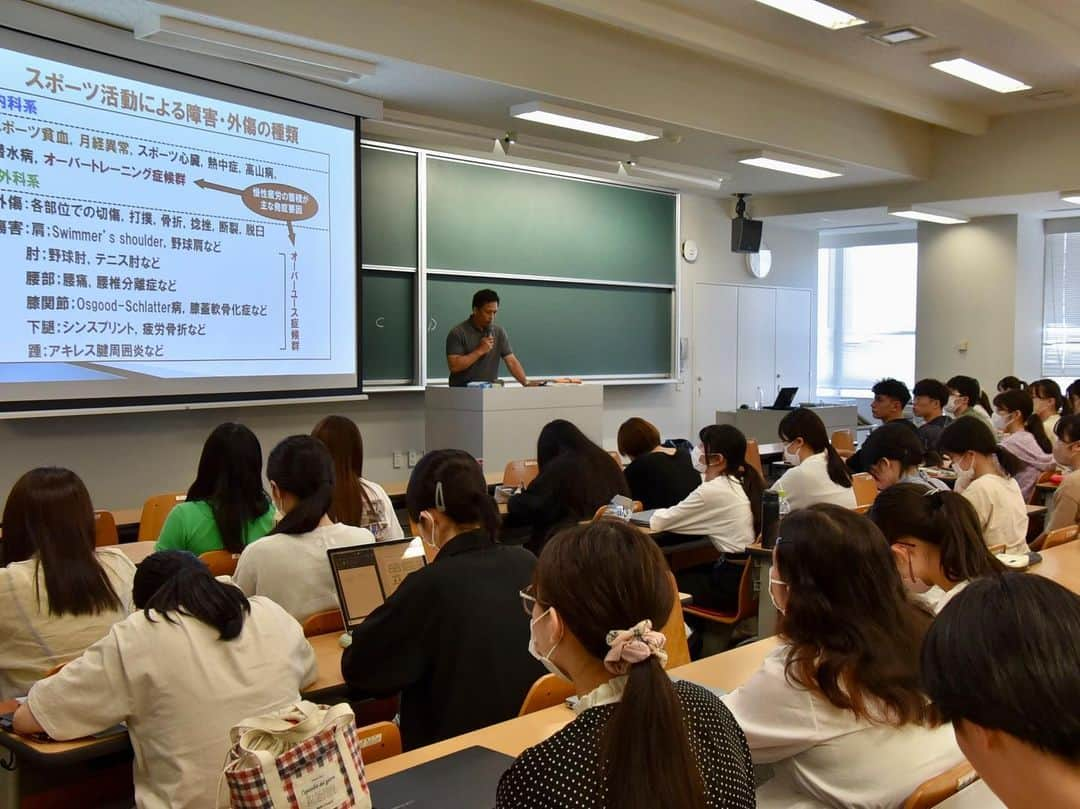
761 490 779 548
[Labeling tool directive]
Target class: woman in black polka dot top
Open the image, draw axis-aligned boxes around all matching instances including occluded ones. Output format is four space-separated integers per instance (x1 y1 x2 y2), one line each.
495 520 756 809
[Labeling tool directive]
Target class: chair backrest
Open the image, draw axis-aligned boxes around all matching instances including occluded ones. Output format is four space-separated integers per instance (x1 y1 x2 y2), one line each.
1029 469 1058 504
198 550 240 576
744 439 763 478
137 491 187 541
518 672 577 716
93 510 119 547
502 459 540 489
43 661 68 678
988 543 1007 555
355 721 402 764
831 429 856 453
902 761 979 809
1042 524 1080 550
851 473 878 507
661 571 692 668
302 608 345 637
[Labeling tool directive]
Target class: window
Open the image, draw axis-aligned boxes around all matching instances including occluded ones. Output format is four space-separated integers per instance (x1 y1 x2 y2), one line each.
817 241 918 397
1042 229 1080 377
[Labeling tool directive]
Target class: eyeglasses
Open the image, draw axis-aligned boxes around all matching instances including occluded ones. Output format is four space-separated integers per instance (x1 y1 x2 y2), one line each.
519 584 542 617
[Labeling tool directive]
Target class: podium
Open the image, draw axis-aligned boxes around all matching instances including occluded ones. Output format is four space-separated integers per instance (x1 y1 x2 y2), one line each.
425 385 604 474
714 405 859 445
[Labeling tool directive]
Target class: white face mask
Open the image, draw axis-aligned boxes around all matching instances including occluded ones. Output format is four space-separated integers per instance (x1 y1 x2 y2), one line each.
782 440 802 467
953 454 976 489
1053 439 1074 466
527 608 569 681
768 577 787 615
420 511 439 551
991 412 1011 432
691 444 707 474
944 395 960 416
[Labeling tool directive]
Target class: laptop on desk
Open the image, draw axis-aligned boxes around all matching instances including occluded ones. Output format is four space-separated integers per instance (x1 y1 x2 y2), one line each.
764 387 798 410
370 746 515 809
328 537 427 630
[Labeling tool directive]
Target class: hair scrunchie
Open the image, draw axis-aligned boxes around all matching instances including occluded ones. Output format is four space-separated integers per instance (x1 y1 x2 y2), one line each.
603 619 668 674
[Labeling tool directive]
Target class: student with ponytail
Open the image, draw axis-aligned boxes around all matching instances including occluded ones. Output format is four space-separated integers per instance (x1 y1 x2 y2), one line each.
938 418 1030 555
770 408 856 509
343 450 542 750
14 550 316 809
992 389 1054 501
870 483 1005 613
233 435 374 622
497 520 755 809
1029 378 1068 436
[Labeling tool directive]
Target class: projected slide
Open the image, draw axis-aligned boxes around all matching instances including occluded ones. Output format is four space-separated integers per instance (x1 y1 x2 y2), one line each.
0 33 357 407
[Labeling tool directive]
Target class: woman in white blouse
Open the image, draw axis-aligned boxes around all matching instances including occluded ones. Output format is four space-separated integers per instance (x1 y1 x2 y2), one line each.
234 435 374 622
1 467 134 699
938 418 1030 555
769 409 855 510
14 550 317 809
722 505 963 809
869 483 1005 614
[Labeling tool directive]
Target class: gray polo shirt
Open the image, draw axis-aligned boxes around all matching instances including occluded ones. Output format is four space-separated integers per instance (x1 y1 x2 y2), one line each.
446 318 513 386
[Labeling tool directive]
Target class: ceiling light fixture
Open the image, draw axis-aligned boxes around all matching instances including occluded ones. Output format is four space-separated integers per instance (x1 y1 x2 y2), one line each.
887 206 969 225
752 0 865 30
622 160 725 191
509 101 662 142
738 150 843 179
867 25 933 46
1060 191 1080 205
929 57 1030 94
501 136 622 173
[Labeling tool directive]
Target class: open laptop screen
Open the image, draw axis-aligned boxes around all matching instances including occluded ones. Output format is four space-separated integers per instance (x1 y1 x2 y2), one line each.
328 537 427 629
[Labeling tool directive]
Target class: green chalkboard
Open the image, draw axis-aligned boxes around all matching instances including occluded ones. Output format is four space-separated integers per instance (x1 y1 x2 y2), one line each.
362 271 414 383
426 158 676 285
426 276 672 377
361 146 417 269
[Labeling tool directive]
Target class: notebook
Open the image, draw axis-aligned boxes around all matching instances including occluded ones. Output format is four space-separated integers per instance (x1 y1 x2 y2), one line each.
369 746 515 809
328 537 427 630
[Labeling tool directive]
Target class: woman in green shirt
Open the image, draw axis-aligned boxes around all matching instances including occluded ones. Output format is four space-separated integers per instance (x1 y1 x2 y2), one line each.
155 423 275 556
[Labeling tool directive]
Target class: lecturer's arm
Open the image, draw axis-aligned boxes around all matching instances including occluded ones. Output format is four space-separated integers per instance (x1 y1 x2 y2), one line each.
505 353 538 387
446 331 495 374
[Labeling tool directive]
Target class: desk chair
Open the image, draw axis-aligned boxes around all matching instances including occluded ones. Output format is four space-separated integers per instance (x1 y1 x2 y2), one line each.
356 721 402 764
682 558 758 630
902 761 978 809
137 491 187 541
199 550 240 576
1042 524 1079 550
302 609 345 637
518 673 576 716
43 661 68 678
94 510 119 547
1029 470 1057 504
988 544 1007 555
745 439 764 478
661 572 692 668
503 459 539 489
851 473 878 507
832 429 855 460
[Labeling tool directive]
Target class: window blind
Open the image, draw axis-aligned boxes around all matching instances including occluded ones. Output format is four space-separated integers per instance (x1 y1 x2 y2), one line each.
1042 231 1080 376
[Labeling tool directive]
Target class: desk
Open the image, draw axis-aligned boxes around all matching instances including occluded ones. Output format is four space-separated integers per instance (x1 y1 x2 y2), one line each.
384 471 503 501
109 541 156 565
1032 540 1080 592
935 779 1004 808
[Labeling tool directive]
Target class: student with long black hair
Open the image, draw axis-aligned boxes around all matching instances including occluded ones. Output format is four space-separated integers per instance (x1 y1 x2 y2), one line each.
1 467 134 699
233 435 374 622
870 484 1005 613
13 550 316 809
497 520 756 809
859 421 946 492
938 418 1029 555
155 422 275 556
343 450 543 750
1028 378 1069 437
996 375 1026 393
992 389 1054 501
769 408 855 509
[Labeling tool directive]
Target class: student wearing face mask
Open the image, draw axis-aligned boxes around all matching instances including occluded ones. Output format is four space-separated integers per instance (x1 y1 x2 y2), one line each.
497 520 756 809
870 484 1005 614
769 409 856 509
1033 414 1080 546
992 390 1054 501
859 421 947 492
938 418 1029 555
341 450 542 751
945 375 995 431
1028 378 1070 438
232 436 375 623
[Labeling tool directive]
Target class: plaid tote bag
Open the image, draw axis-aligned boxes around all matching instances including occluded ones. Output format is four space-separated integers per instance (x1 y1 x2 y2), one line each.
220 701 372 809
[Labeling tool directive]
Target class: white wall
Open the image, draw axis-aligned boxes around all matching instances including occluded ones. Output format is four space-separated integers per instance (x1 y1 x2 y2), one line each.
1014 216 1045 381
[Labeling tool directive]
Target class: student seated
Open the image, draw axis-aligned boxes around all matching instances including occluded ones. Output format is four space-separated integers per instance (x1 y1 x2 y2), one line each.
13 550 317 809
996 375 1026 393
847 378 918 473
1 468 135 699
233 435 374 623
722 505 963 808
342 450 543 750
1028 378 1068 438
155 422 275 555
617 417 701 510
992 389 1054 501
1035 414 1080 546
945 375 995 431
650 425 761 611
912 378 953 459
921 574 1080 809
860 421 947 492
869 484 1005 612
770 408 855 509
1067 379 1080 415
496 520 756 809
938 418 1029 555
312 414 404 541
503 419 629 552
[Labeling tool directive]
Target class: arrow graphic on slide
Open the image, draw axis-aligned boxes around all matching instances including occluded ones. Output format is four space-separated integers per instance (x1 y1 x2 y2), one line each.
195 178 319 246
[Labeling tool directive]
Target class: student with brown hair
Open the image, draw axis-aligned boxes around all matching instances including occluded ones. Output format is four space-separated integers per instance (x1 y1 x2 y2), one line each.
1 467 134 699
617 417 701 510
722 505 962 808
497 520 755 809
312 414 403 541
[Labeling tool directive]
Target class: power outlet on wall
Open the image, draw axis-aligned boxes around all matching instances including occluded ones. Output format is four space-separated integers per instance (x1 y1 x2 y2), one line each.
392 452 404 469
408 450 421 467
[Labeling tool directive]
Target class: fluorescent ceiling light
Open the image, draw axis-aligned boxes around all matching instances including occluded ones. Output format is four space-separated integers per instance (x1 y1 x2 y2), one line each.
623 160 724 191
752 0 865 29
135 15 376 87
510 101 662 142
930 57 1030 93
738 150 843 179
888 206 969 225
1060 191 1080 205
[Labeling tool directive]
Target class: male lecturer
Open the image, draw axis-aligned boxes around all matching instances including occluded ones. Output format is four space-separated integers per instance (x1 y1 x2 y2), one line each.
446 289 537 387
